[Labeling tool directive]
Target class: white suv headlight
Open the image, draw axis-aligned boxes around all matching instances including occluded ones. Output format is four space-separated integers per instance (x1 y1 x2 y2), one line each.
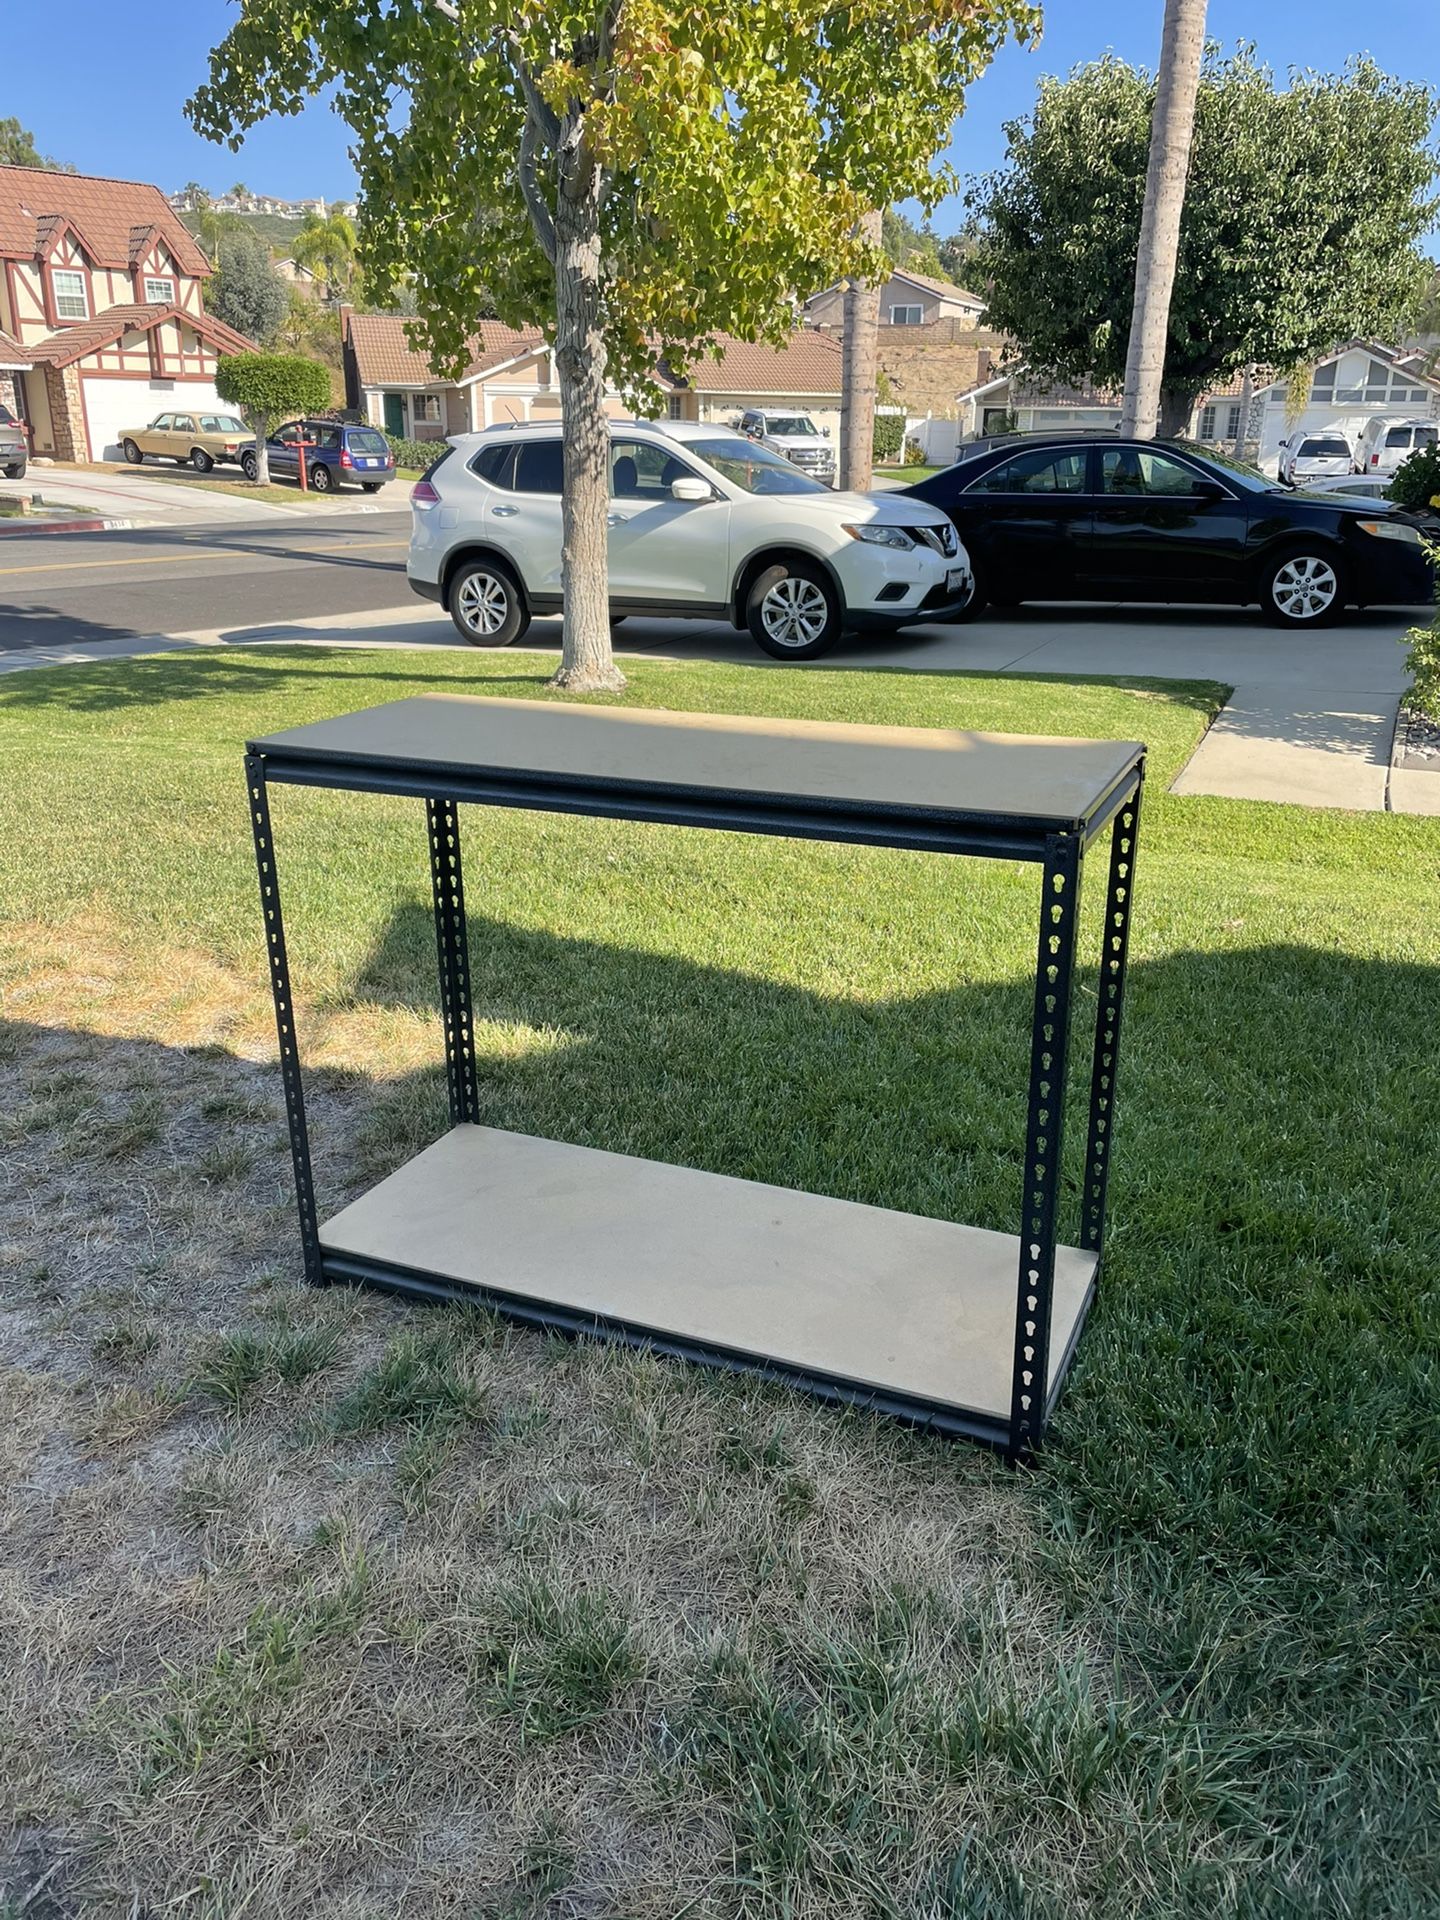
842 523 916 549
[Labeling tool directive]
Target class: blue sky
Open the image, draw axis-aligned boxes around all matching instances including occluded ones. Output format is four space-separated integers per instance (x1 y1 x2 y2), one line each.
6 0 1438 231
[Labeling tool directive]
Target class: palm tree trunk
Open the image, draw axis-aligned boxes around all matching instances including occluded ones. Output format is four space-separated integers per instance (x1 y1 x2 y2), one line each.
1119 0 1208 439
839 208 883 491
253 409 270 486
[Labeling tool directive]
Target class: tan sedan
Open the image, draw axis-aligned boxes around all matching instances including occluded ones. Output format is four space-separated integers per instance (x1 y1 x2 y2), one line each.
120 410 251 473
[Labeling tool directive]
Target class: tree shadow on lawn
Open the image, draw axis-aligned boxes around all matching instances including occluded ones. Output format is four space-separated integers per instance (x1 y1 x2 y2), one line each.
3 906 1436 1907
346 901 1438 1543
306 902 1440 1899
0 649 562 717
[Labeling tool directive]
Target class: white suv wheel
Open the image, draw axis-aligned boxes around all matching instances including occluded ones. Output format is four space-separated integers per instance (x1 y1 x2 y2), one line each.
448 559 529 648
761 577 829 647
458 571 511 635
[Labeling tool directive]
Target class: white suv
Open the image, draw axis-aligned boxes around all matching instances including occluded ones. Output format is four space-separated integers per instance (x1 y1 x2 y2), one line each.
407 420 971 661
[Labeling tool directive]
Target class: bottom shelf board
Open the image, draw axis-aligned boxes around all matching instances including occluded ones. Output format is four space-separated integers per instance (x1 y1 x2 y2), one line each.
318 1125 1097 1424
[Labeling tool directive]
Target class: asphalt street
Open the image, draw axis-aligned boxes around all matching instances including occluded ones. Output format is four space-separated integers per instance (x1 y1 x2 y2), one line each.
0 510 414 652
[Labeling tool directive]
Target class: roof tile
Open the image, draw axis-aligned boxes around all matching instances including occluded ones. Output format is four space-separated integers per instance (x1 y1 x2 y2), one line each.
0 166 211 276
0 325 30 368
26 303 255 367
345 312 545 387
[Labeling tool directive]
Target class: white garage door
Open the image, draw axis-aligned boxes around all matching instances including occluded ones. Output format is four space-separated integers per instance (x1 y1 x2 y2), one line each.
81 378 226 463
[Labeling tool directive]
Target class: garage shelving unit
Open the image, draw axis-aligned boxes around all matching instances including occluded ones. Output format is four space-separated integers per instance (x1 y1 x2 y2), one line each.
245 694 1145 1460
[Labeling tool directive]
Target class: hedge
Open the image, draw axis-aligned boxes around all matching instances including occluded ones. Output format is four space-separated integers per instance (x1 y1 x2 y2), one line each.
385 432 447 472
873 412 905 462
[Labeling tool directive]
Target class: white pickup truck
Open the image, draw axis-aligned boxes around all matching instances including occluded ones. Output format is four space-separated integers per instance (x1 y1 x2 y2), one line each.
736 408 836 486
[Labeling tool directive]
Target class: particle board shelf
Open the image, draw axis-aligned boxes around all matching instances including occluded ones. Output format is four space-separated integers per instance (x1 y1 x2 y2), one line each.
319 1125 1099 1436
245 692 1146 1459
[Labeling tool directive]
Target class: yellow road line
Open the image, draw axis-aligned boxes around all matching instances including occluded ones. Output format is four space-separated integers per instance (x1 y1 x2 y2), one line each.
0 537 406 578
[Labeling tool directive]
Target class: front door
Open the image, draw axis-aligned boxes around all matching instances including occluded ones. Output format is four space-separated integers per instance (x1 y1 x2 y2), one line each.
1083 446 1249 598
383 392 406 438
953 444 1095 598
605 438 732 608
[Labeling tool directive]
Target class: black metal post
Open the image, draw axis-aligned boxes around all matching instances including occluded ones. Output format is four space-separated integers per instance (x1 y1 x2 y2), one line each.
244 754 323 1286
1007 829 1084 1462
426 796 480 1126
1080 774 1144 1260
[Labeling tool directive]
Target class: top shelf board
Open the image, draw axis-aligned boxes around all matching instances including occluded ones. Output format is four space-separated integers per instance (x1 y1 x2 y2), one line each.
250 695 1143 856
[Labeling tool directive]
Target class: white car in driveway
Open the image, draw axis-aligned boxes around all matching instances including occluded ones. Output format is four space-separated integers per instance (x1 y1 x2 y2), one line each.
407 420 971 660
1276 430 1353 488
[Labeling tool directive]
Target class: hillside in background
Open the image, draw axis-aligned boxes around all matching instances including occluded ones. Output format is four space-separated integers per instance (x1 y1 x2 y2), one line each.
178 209 309 252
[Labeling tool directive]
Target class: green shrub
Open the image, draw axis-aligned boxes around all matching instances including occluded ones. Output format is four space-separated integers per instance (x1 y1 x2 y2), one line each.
1388 442 1440 515
385 432 445 472
1401 551 1440 720
872 412 905 463
902 437 928 466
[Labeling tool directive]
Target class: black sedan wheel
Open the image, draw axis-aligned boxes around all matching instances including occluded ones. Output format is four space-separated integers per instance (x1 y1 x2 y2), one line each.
241 450 259 481
1261 548 1347 628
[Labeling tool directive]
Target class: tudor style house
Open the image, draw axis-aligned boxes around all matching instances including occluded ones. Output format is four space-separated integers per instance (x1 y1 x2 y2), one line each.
0 166 253 463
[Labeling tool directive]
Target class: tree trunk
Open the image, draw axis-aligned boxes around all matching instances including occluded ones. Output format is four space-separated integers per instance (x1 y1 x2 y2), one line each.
1119 0 1208 439
253 409 269 486
549 112 623 692
839 207 883 492
1158 386 1197 439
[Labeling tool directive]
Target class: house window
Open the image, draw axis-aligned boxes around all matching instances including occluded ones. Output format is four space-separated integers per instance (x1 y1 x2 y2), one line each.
1198 405 1217 440
889 304 924 326
667 393 686 420
144 276 176 304
1226 404 1242 440
52 269 88 320
413 393 442 423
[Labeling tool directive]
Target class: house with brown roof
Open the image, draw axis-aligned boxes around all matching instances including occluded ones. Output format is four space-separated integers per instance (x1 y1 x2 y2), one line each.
805 267 986 332
0 165 254 463
343 311 847 442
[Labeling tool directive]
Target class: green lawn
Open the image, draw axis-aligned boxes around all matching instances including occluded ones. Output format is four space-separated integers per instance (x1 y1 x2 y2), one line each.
0 648 1436 1917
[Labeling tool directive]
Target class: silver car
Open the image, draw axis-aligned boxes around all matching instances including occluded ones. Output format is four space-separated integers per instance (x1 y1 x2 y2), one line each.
0 400 26 479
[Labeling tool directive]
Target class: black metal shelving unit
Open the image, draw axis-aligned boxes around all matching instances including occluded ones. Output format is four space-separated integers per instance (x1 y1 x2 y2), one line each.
245 693 1144 1460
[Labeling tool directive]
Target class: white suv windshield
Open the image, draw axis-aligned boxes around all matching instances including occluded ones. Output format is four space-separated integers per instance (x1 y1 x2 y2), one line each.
689 438 829 495
765 416 819 437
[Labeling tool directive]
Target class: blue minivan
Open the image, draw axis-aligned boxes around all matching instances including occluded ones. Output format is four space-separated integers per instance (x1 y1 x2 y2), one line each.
247 418 395 492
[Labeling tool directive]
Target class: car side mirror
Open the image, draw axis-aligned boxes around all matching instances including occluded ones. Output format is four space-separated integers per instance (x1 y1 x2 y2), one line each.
822 427 831 438
671 477 713 503
1191 479 1227 502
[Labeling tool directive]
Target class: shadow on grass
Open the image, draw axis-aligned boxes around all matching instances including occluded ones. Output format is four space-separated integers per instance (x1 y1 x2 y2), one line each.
4 897 1437 1906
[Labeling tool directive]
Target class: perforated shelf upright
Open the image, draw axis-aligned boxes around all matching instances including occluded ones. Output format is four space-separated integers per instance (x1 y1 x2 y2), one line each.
245 694 1144 1460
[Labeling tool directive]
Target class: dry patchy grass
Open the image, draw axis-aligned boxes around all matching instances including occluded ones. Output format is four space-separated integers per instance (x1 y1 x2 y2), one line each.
0 924 1112 1920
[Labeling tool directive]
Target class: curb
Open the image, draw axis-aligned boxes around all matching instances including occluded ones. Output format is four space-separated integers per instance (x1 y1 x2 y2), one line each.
0 515 136 537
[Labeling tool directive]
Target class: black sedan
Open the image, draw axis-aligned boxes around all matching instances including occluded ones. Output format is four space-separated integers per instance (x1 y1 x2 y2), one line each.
903 435 1434 628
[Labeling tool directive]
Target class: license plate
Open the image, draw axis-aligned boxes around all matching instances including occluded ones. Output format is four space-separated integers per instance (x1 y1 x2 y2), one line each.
946 567 967 592
359 457 375 467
